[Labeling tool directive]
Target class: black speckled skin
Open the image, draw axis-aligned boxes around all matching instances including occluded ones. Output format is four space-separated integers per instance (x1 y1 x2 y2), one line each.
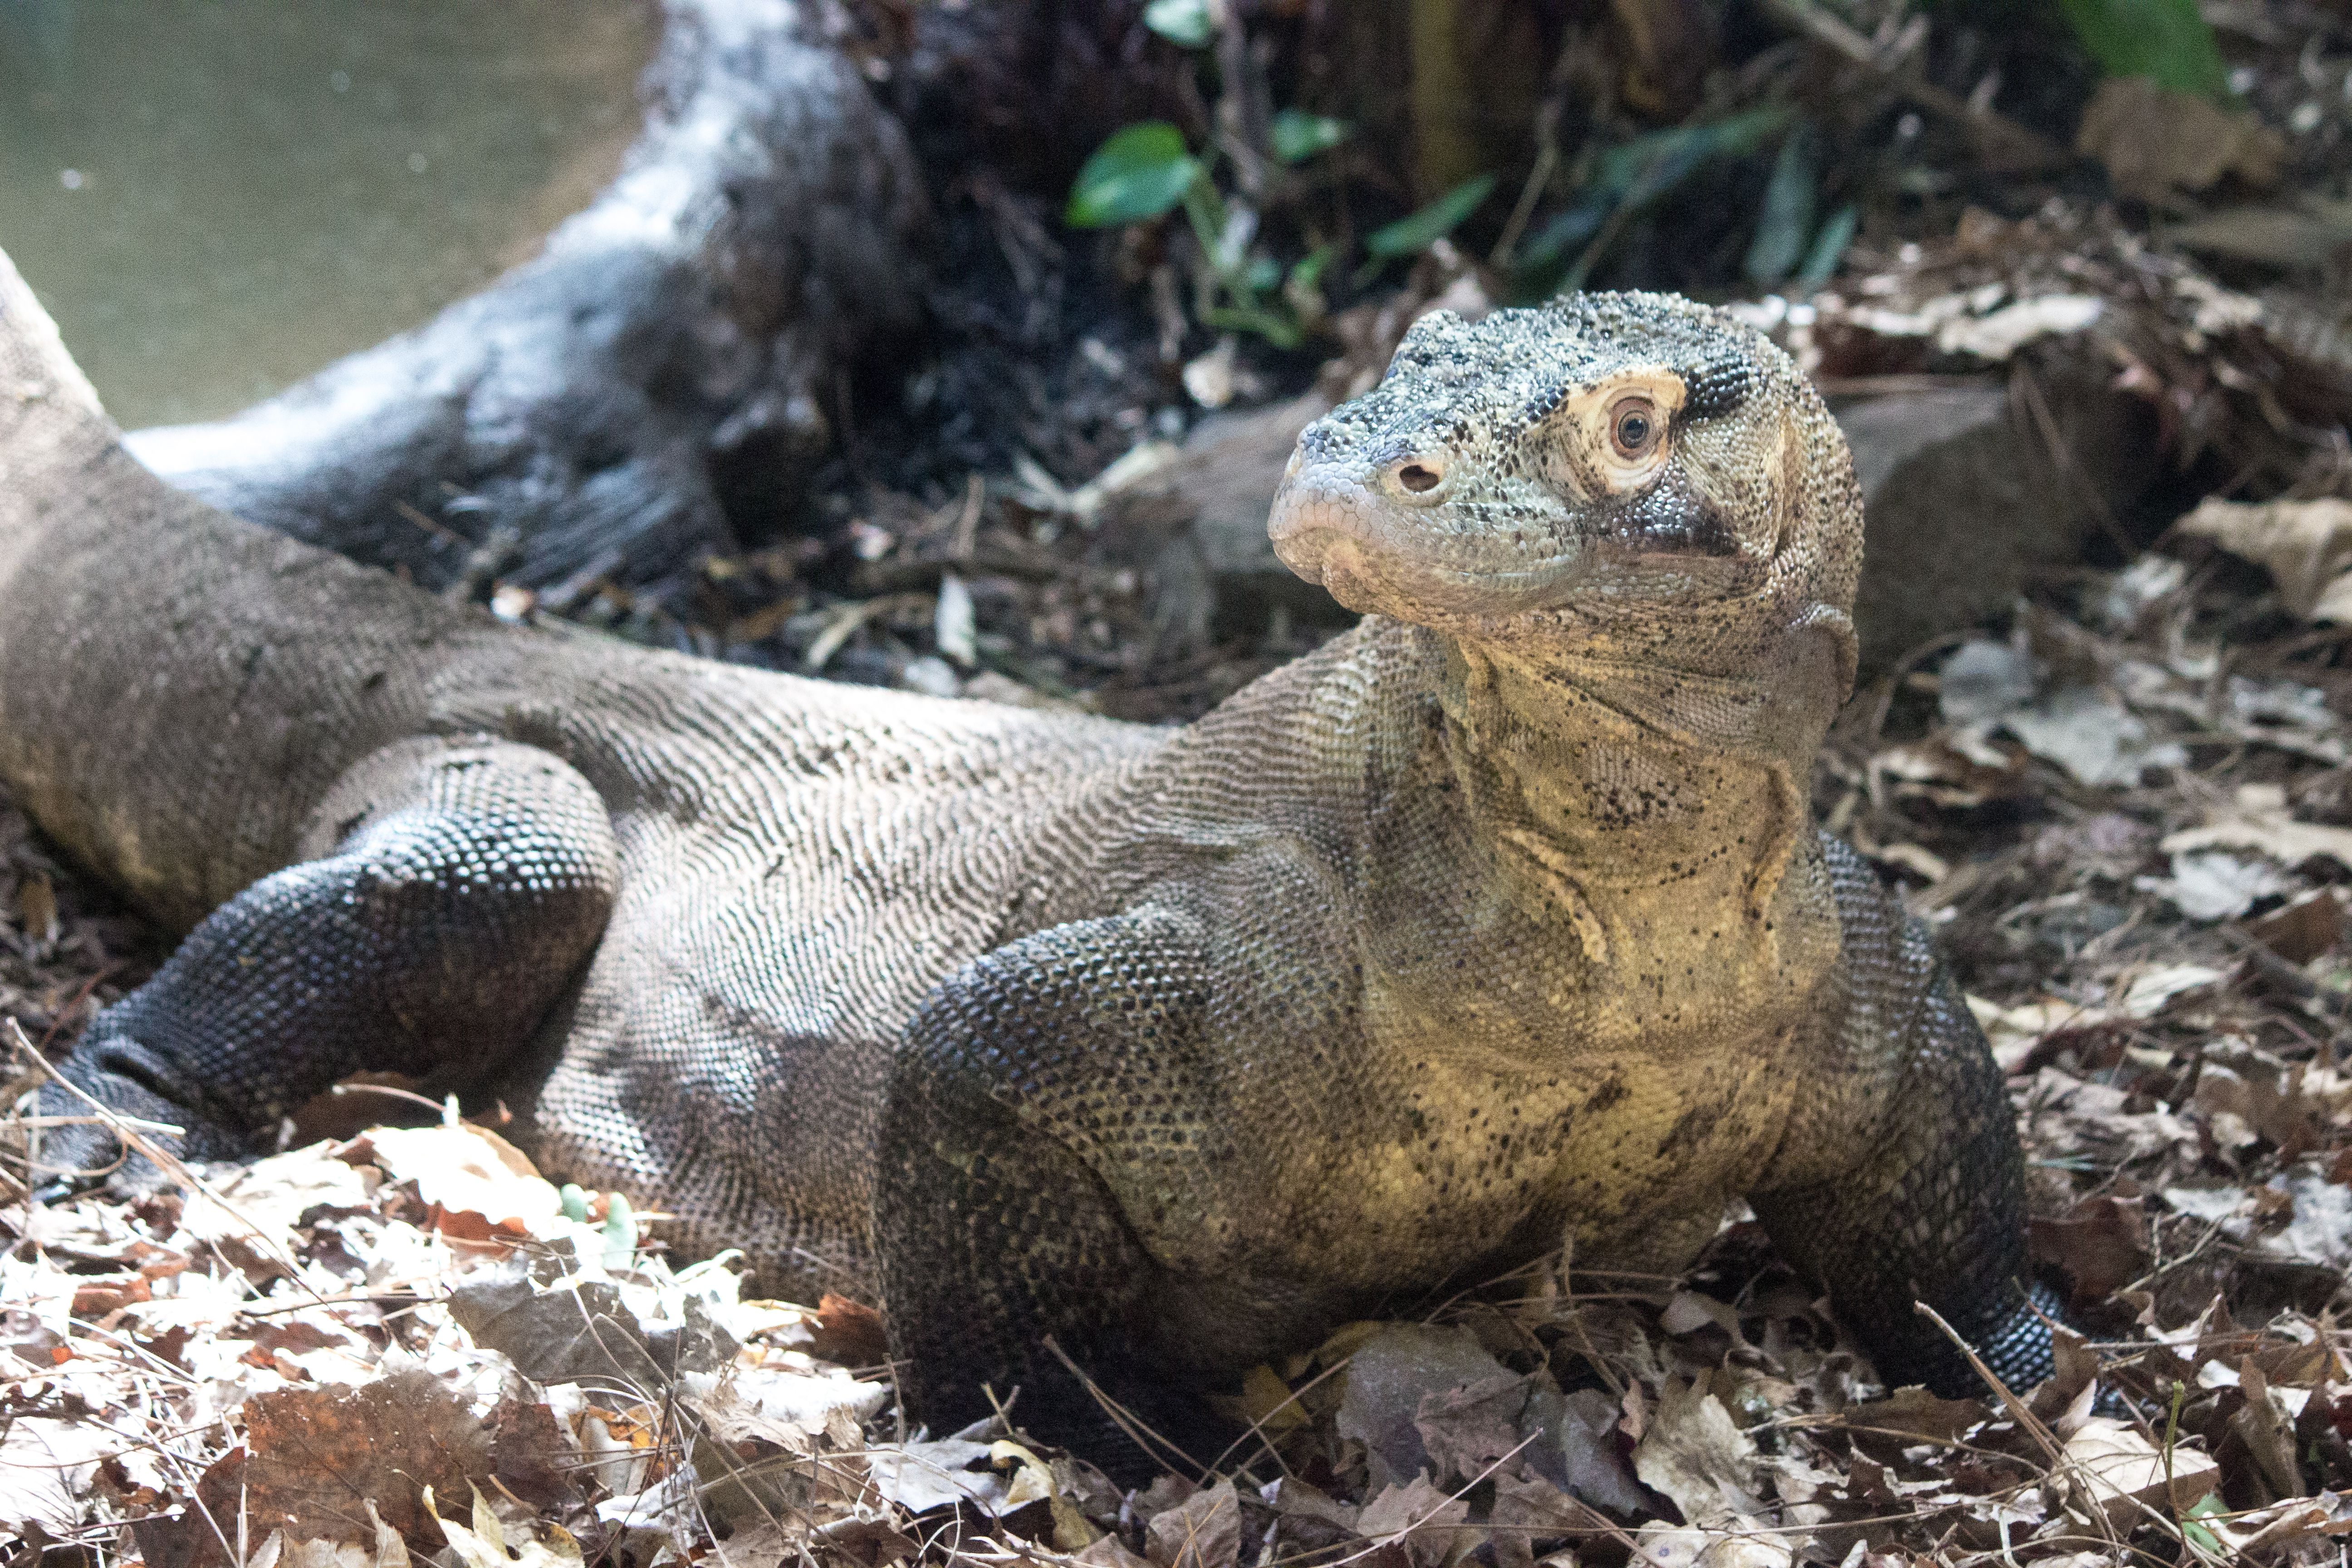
34 741 619 1188
2 259 2058 1462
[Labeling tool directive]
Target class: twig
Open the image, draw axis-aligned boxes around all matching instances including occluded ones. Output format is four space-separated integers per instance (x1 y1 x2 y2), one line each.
6 1019 329 1304
1914 1300 2062 1460
1756 0 2067 170
36 960 123 1055
1039 1335 1206 1481
1912 1302 2199 1557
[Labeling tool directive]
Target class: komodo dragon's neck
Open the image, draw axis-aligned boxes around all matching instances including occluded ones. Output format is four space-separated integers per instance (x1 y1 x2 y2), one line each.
1424 625 1841 971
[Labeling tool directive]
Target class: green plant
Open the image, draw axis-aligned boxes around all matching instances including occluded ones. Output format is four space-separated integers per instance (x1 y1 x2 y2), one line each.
1743 119 1856 294
1366 174 1498 261
1065 14 1379 352
1512 106 1789 296
2055 0 2228 97
1064 122 1201 229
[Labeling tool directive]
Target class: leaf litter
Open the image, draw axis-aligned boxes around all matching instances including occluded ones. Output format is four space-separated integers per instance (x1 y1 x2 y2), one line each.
10 208 2352 1568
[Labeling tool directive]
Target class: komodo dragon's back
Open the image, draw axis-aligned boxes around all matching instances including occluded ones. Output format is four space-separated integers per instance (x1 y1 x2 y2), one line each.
0 251 1167 1288
1 245 2066 1461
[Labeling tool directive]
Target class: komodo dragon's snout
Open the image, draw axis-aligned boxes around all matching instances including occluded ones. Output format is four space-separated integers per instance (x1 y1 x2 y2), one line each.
0 255 2067 1483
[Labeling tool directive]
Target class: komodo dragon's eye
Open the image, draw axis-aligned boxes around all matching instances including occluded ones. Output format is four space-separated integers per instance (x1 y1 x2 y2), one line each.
1607 395 1661 460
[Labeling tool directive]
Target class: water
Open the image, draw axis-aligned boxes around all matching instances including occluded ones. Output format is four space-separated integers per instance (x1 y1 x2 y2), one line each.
0 0 655 427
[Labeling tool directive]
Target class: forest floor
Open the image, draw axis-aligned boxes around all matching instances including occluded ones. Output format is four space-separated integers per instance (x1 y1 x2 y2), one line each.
7 329 2352 1566
9 2 2352 1565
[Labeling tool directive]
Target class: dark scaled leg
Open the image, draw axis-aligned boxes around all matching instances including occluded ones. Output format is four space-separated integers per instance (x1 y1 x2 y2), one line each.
33 739 618 1191
876 907 1229 1481
1754 934 2060 1399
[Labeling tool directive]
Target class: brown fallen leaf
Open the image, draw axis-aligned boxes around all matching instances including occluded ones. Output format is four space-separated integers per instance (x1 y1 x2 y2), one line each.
1144 1477 1241 1568
1355 1473 1473 1568
2076 77 2284 201
1075 1535 1157 1568
1489 1471 1586 1568
2244 887 2344 965
1631 1378 1764 1527
2030 1194 2152 1307
346 1123 561 1241
809 1291 891 1367
154 1369 499 1564
1413 1372 1530 1485
2175 496 2352 622
2164 784 2352 872
1335 1323 1517 1491
2051 1416 2218 1528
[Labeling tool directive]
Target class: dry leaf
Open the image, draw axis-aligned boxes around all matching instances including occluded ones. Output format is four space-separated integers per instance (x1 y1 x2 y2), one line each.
1144 1477 1241 1568
2137 850 2291 921
2176 496 2352 622
1413 1372 1531 1485
1999 686 2186 787
426 1483 584 1568
2164 783 2352 870
1355 1474 1473 1568
347 1123 561 1240
1335 1324 1516 1492
2029 1195 2151 1305
137 1368 507 1566
808 1291 891 1367
864 1439 1006 1514
1489 1472 1585 1568
2052 1417 2218 1527
1631 1378 1764 1527
0 1417 112 1535
2077 77 2284 200
2244 887 2344 963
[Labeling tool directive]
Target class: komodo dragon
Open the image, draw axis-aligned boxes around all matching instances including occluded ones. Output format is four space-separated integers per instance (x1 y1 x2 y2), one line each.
0 245 2063 1460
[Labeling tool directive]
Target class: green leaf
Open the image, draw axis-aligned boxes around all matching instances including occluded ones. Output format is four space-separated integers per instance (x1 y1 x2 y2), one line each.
2056 0 2227 97
602 1191 638 1269
1066 122 1202 228
1287 243 1338 293
1596 106 1789 208
1793 203 1857 292
1144 0 1216 47
1518 201 1610 270
1365 173 1498 259
1743 123 1818 287
1271 108 1352 164
1203 304 1303 349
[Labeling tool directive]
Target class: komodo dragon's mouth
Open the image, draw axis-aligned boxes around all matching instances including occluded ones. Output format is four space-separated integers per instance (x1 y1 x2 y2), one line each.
1267 462 1742 621
1266 470 1586 616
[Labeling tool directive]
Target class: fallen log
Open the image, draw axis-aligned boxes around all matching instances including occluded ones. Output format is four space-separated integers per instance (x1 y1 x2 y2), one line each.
125 0 926 598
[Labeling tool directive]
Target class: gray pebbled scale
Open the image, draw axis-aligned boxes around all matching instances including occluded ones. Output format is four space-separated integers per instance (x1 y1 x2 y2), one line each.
0 249 2065 1465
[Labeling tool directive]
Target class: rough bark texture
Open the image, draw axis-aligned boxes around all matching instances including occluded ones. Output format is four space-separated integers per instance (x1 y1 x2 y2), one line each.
124 0 927 597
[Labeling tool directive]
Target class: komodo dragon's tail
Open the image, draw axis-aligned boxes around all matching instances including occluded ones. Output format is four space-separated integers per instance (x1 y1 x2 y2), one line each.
0 248 113 576
0 244 495 930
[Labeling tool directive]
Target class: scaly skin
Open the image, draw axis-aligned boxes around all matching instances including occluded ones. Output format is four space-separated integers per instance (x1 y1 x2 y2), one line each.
0 251 2056 1465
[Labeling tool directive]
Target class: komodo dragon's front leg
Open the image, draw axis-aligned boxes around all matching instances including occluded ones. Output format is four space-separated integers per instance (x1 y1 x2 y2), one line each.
877 905 1234 1467
1752 836 2062 1395
34 739 617 1190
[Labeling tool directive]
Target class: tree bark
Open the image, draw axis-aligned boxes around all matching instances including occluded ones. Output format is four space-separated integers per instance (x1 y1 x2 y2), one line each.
124 0 927 598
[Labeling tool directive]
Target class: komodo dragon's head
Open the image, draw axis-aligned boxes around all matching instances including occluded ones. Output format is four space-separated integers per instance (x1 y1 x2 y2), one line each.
1268 292 1862 694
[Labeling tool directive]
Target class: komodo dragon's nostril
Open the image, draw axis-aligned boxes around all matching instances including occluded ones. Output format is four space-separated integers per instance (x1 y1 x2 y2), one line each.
1393 459 1445 494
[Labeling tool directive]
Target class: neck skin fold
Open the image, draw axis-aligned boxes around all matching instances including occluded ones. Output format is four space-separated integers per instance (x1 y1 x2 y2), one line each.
1430 621 1842 964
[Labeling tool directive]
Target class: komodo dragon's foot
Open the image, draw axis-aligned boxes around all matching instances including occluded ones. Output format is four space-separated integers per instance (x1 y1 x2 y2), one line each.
29 739 618 1203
